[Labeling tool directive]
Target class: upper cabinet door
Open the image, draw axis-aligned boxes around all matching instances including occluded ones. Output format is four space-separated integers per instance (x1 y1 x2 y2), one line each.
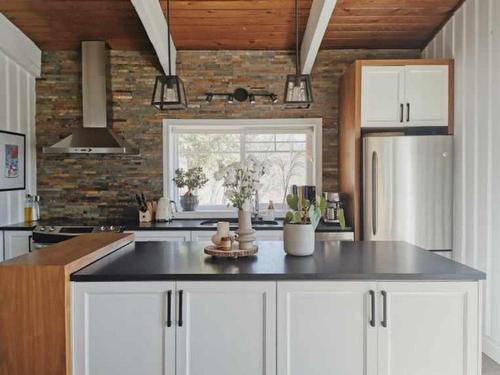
277 281 377 375
176 281 276 375
361 66 405 128
404 65 449 127
72 281 176 375
377 282 479 375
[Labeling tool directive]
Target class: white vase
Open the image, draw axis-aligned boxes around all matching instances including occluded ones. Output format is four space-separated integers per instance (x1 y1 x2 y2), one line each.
236 210 256 250
211 222 230 246
283 223 315 256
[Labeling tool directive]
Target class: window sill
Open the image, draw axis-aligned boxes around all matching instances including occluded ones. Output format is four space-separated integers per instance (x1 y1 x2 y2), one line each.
174 210 286 220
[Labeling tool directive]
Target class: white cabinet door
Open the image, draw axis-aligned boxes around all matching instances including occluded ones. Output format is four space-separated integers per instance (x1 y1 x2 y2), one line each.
404 65 449 127
126 230 191 242
3 230 32 260
361 66 405 128
192 230 283 241
189 230 215 241
277 281 377 375
176 281 276 375
255 230 283 240
72 282 175 375
377 282 479 375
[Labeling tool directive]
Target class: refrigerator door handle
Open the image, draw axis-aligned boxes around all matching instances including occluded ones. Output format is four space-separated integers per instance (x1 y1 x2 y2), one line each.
372 151 378 236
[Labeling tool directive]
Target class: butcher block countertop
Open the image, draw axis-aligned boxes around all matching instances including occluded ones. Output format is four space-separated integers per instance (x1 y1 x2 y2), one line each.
0 233 134 375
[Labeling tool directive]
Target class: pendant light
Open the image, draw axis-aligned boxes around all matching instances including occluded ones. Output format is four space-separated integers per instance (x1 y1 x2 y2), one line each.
284 0 313 109
151 0 187 110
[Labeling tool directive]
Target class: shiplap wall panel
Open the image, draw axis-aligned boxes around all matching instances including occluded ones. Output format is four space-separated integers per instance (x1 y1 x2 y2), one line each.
0 51 36 227
424 0 500 362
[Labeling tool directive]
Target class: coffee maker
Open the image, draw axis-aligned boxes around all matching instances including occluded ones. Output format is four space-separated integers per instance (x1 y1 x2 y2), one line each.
322 192 343 224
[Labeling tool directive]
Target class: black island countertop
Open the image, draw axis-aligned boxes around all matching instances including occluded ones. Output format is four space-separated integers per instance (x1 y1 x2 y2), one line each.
0 218 352 233
70 240 485 282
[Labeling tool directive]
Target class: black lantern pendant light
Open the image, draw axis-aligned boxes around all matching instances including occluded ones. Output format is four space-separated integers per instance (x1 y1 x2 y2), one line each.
151 0 187 110
284 0 313 108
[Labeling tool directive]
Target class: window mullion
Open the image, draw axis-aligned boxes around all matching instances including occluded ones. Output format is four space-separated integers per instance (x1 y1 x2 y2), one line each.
240 132 246 161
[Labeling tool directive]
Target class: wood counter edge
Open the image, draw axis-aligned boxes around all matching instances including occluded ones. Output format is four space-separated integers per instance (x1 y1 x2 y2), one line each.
0 232 135 375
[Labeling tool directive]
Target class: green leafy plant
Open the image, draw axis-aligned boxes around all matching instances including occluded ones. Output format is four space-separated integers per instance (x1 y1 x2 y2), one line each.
173 167 209 196
284 194 327 230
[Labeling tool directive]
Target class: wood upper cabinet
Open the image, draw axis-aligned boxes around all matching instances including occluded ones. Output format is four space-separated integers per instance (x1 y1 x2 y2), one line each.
361 64 449 128
340 59 454 240
277 281 377 375
176 281 276 375
377 282 479 375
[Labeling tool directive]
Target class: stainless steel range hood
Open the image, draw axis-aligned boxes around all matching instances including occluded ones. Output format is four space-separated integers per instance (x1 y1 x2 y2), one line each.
43 41 139 155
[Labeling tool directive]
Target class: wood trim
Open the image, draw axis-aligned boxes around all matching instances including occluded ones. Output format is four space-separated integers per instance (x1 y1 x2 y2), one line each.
0 233 134 375
357 59 453 67
339 61 362 240
339 59 454 240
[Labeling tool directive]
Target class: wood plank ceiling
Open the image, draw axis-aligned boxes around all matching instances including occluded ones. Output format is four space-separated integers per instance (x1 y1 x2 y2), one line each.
0 0 463 51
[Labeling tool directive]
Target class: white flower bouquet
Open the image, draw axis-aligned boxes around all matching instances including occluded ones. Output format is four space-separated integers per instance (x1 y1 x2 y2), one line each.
214 156 266 210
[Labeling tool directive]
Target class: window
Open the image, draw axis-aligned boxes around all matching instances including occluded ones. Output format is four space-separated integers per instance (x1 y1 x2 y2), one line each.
164 119 322 212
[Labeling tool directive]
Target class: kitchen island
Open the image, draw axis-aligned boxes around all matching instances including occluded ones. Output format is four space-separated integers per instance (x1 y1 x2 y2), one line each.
0 235 485 375
71 239 484 375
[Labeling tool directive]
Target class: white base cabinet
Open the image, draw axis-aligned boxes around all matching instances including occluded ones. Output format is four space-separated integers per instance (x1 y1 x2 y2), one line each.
278 281 377 375
130 230 350 243
125 230 191 242
72 282 175 375
3 230 32 260
377 282 479 375
278 281 480 375
73 281 276 375
176 282 275 375
72 280 480 375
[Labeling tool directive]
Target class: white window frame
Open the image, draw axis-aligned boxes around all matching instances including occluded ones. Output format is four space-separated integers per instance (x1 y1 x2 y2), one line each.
163 118 323 217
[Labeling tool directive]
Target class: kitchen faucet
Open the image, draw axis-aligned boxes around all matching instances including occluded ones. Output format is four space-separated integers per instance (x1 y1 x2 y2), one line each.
253 190 261 220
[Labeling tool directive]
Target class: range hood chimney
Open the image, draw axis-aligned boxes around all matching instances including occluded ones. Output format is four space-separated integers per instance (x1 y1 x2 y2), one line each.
43 41 139 155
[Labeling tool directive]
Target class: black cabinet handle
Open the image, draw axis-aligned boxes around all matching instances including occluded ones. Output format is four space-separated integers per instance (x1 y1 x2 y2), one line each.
381 290 388 327
178 290 183 327
369 290 375 327
406 103 410 122
400 104 404 123
28 235 32 253
166 290 172 327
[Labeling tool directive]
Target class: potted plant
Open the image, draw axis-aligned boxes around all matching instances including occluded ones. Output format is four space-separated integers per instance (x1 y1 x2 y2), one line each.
173 167 208 211
214 156 266 250
284 194 326 256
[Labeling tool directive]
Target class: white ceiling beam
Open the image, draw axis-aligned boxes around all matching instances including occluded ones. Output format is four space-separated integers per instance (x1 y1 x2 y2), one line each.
0 14 41 77
300 0 338 75
130 0 176 75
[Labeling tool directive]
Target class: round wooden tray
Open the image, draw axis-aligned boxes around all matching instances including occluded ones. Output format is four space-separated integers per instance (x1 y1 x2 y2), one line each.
204 244 258 258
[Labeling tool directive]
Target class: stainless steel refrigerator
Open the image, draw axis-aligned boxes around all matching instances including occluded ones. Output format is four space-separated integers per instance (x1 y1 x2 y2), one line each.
363 135 453 250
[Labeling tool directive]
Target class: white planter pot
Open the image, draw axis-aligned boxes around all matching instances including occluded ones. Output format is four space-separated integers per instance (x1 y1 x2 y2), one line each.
283 223 315 256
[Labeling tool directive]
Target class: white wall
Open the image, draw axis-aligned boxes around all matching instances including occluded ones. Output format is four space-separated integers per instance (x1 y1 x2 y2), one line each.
0 14 40 226
423 0 500 363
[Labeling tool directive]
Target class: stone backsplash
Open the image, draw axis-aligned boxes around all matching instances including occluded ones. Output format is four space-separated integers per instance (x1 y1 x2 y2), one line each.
36 49 420 219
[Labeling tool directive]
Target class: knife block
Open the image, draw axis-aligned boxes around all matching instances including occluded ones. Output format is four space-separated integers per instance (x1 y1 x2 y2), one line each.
138 209 152 223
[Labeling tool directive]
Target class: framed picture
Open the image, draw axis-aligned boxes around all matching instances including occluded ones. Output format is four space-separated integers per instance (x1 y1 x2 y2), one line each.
0 130 26 192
